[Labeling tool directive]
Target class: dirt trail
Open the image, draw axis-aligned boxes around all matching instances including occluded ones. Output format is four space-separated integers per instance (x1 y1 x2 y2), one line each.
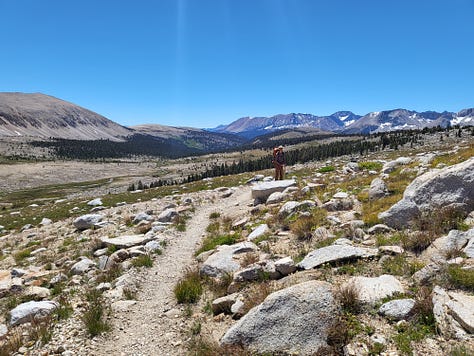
92 186 253 356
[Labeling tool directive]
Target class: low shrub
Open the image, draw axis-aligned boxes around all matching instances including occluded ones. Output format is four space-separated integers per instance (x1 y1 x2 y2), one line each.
195 234 238 256
209 212 220 219
174 268 203 304
336 283 362 314
319 165 335 173
131 254 153 268
81 288 110 337
446 265 474 291
358 161 383 171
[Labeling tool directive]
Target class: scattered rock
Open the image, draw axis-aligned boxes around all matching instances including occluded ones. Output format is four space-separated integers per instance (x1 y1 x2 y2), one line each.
274 257 297 276
73 214 103 230
266 191 286 205
200 242 258 278
70 258 96 275
87 198 103 206
247 224 269 241
9 300 58 326
346 274 404 305
251 180 296 202
101 234 153 249
367 224 393 234
297 244 378 270
379 299 415 320
157 208 178 223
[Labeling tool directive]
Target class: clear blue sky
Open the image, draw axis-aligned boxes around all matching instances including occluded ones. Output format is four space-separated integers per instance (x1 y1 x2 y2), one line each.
1 0 473 128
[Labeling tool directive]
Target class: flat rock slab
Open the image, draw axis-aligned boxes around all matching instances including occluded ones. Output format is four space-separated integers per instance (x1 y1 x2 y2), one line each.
297 244 378 270
251 180 296 202
101 235 153 249
220 280 338 355
346 275 404 305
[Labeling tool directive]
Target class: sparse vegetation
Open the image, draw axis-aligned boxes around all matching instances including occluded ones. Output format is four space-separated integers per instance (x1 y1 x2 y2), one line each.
131 254 153 268
81 288 111 337
174 268 203 304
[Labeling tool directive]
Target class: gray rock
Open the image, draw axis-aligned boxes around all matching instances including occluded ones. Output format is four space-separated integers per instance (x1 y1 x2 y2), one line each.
39 217 52 226
333 192 349 199
50 273 67 286
220 280 338 355
379 158 474 229
87 198 103 206
24 286 51 299
322 198 353 211
369 178 389 200
346 275 404 305
70 258 96 275
278 201 300 216
133 212 153 224
313 226 334 240
297 245 378 270
275 257 297 276
200 242 258 278
379 298 415 320
9 300 58 326
157 208 178 223
144 240 162 252
212 293 240 315
233 261 280 282
251 180 297 202
11 268 27 278
367 224 393 234
73 214 103 230
247 224 269 241
382 157 412 174
378 245 404 255
0 324 7 338
100 234 153 249
433 286 472 339
232 217 249 229
412 262 443 285
266 191 286 205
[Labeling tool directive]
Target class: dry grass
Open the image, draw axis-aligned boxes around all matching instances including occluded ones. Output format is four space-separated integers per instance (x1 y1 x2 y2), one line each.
240 282 273 316
336 283 362 314
290 209 327 241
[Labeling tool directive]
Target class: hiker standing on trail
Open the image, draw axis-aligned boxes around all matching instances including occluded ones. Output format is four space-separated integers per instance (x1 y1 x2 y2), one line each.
273 145 285 180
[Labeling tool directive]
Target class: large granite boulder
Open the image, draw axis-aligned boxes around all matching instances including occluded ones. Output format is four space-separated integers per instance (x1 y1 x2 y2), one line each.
9 300 58 326
379 158 474 229
297 244 378 270
200 242 258 278
220 280 338 355
251 180 296 202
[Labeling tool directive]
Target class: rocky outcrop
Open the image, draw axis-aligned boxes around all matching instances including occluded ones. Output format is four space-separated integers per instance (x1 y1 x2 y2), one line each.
220 280 338 355
379 158 474 229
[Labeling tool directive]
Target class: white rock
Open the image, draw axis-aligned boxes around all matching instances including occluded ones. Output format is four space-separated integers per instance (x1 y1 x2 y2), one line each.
9 300 58 326
70 258 96 275
87 198 103 206
297 245 378 270
251 180 296 202
247 224 269 241
101 234 153 249
346 275 404 305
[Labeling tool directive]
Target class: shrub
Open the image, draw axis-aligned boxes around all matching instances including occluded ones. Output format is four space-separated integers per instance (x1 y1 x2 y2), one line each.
327 312 362 355
174 268 203 304
401 231 436 255
131 254 153 268
319 165 335 173
382 255 424 276
195 234 238 256
336 283 362 314
209 212 221 219
410 286 435 327
96 263 123 283
205 272 233 298
14 248 31 264
359 161 383 171
81 288 110 337
446 265 474 291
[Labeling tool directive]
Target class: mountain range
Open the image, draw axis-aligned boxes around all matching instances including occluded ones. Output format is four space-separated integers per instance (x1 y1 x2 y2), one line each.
213 109 474 138
0 92 472 152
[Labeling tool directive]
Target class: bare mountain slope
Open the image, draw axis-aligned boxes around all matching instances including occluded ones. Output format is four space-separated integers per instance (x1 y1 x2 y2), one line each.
0 92 132 140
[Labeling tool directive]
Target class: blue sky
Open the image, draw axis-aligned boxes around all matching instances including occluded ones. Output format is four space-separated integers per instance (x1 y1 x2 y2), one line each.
0 0 473 128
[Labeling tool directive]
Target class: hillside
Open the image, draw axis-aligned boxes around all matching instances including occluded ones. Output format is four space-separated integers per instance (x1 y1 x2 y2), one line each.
0 131 473 355
0 93 132 140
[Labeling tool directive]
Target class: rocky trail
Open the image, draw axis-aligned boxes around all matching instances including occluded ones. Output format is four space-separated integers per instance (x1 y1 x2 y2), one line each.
92 186 253 356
